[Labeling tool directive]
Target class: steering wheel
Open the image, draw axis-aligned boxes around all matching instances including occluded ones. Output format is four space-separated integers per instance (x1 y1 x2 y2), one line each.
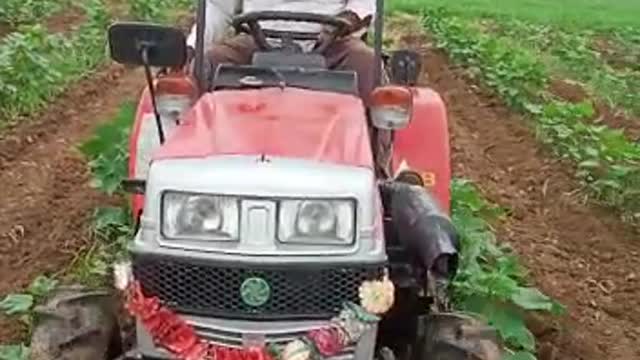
231 11 351 53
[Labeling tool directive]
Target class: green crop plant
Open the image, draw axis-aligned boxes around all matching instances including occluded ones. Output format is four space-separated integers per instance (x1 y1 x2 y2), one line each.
0 276 58 320
75 102 136 286
450 179 563 359
129 0 170 21
386 0 640 30
0 0 110 123
415 9 640 222
80 102 135 195
488 19 640 117
129 0 196 22
0 275 59 358
0 344 29 360
0 0 67 27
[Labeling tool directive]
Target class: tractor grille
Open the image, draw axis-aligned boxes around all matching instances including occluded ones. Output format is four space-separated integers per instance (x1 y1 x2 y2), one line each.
132 255 384 320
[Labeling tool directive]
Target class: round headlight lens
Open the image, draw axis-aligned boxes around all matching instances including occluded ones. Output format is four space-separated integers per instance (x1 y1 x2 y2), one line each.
177 196 223 234
163 192 239 241
296 201 337 236
278 199 355 245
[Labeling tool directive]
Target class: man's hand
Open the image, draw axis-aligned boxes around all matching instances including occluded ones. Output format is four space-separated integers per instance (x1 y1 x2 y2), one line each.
317 10 373 49
335 10 372 37
186 46 196 63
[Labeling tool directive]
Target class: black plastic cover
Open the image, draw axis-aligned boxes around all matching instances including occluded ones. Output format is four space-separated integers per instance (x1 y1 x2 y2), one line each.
212 65 358 95
252 51 327 70
380 181 459 280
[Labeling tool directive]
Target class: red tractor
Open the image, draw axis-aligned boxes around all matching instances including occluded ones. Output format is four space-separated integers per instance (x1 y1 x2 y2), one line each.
29 1 501 359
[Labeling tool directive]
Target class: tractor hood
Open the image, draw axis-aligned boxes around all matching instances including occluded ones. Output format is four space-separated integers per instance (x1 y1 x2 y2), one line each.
152 88 374 168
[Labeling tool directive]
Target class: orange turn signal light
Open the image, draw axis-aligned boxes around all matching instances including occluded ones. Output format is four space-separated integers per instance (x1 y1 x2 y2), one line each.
370 85 413 108
369 86 414 130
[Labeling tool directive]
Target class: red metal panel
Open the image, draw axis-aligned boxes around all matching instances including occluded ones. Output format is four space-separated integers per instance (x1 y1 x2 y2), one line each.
129 87 152 219
153 88 374 169
393 88 451 213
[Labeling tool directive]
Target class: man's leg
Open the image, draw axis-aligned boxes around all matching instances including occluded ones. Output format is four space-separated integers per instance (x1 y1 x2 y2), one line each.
323 37 379 104
202 34 258 88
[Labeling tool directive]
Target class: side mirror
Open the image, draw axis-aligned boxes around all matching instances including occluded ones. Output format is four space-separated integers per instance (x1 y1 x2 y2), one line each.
108 22 187 67
388 50 422 86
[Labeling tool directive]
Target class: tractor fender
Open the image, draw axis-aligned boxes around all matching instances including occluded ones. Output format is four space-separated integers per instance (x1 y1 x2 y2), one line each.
128 74 198 221
392 87 451 213
129 87 152 220
29 286 121 360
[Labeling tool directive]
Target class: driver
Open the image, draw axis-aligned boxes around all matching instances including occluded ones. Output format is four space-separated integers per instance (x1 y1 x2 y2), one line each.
187 0 378 103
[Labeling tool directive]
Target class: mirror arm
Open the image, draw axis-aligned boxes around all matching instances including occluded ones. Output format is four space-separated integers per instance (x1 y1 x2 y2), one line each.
194 0 207 96
372 0 384 87
374 128 394 179
141 46 166 144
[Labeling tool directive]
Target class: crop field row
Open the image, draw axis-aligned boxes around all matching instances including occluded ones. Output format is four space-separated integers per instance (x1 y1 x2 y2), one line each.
0 0 67 28
388 1 640 224
0 0 191 357
0 0 193 126
386 1 640 359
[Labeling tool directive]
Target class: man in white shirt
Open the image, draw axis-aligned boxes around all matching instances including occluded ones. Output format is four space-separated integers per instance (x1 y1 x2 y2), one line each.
187 0 378 103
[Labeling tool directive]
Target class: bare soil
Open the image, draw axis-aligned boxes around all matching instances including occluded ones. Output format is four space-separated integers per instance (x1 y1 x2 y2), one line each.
592 102 640 141
391 18 640 360
591 36 640 73
549 78 640 141
43 5 86 34
0 63 143 343
0 23 10 38
0 5 87 40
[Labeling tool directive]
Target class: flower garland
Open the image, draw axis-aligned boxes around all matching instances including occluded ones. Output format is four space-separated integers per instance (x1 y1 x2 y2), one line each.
122 269 395 360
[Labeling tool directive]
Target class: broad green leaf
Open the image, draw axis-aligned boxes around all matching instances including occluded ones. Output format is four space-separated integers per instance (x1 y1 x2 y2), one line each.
511 287 555 311
0 344 30 360
0 294 34 316
578 160 600 169
461 294 534 351
27 276 58 299
503 351 537 360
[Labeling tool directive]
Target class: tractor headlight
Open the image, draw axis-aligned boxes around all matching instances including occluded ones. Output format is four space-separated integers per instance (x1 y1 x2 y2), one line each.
162 192 239 241
278 199 356 245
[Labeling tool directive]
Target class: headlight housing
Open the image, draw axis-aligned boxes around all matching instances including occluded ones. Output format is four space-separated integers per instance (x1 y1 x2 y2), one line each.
162 192 240 241
278 199 356 245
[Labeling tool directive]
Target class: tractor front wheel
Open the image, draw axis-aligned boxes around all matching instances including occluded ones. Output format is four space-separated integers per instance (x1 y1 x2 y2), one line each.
29 286 123 360
415 313 503 360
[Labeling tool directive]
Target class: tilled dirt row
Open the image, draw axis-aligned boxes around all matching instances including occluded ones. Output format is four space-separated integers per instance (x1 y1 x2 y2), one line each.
0 64 143 343
399 33 640 359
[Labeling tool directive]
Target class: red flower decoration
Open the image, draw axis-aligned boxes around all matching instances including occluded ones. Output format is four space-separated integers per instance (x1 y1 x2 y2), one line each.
183 342 210 360
126 282 208 360
165 325 199 355
125 284 277 360
307 327 344 357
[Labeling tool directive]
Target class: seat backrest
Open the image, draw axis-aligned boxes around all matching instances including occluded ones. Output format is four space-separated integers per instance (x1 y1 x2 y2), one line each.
251 51 327 70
